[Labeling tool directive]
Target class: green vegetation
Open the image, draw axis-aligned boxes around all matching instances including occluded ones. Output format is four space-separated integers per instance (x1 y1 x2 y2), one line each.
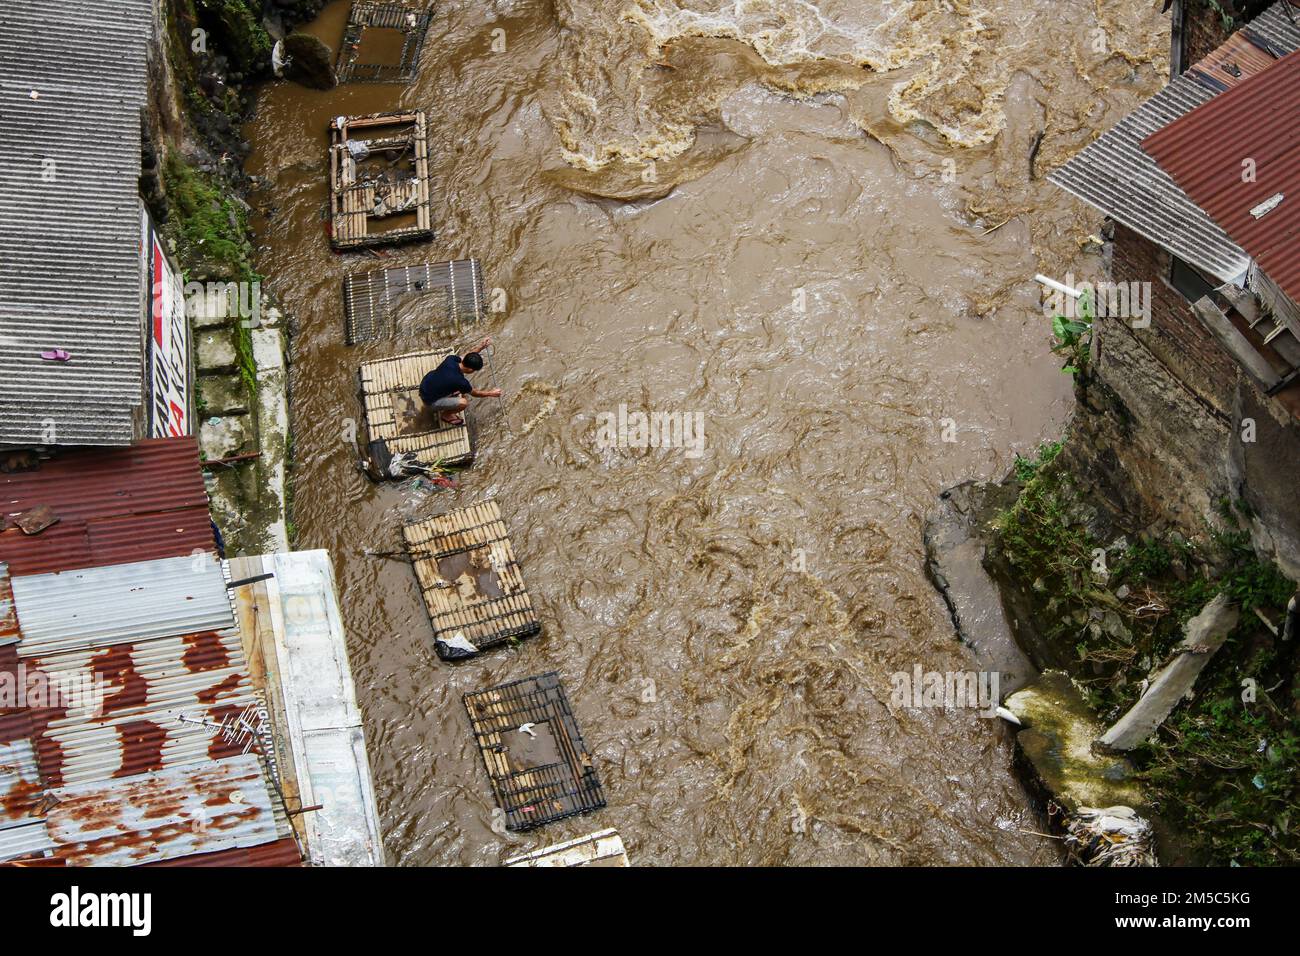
1012 439 1063 483
992 442 1298 863
1195 0 1239 32
162 152 257 281
162 152 259 396
1049 289 1093 379
194 0 272 75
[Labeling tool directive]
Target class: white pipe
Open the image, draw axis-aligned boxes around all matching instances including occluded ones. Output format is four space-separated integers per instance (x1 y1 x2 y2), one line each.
1034 274 1083 299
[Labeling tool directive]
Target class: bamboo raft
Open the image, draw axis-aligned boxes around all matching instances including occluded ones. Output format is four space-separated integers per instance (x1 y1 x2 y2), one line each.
358 347 473 476
336 1 434 85
402 501 540 660
464 672 605 831
329 110 433 250
343 258 484 344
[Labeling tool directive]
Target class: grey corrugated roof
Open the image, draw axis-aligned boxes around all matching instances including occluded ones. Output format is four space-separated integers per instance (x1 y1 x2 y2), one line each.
10 555 234 658
0 0 155 446
1048 0 1300 284
1049 76 1248 282
1247 1 1300 53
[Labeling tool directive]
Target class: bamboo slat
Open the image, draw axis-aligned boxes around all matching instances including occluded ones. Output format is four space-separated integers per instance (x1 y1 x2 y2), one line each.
358 347 473 468
401 501 541 660
463 672 605 830
328 110 434 250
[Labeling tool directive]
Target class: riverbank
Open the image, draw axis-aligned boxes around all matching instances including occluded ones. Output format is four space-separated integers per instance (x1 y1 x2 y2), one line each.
928 404 1298 864
143 0 318 554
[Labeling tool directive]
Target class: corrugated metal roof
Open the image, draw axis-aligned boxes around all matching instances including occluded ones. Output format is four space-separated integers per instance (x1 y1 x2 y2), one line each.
0 738 45 858
0 552 302 866
1247 0 1300 52
6 556 259 789
142 836 303 867
1189 30 1281 90
0 437 214 576
11 555 233 658
0 0 154 446
0 564 16 646
1144 49 1300 307
0 821 53 863
42 754 285 867
1048 0 1300 283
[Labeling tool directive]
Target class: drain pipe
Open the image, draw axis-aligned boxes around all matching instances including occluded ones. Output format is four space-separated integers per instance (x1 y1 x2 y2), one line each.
1035 274 1083 300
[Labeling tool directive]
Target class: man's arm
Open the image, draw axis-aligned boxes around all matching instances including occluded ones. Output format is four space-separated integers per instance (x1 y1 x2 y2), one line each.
468 335 492 354
470 386 502 398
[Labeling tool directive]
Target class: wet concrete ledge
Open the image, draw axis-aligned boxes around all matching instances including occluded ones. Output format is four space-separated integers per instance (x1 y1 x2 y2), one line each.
924 478 1149 841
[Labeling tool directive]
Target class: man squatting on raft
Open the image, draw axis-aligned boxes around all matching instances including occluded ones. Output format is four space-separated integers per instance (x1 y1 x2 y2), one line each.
419 336 502 425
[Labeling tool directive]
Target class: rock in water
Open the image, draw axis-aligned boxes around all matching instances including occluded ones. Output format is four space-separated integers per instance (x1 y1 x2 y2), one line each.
282 33 336 90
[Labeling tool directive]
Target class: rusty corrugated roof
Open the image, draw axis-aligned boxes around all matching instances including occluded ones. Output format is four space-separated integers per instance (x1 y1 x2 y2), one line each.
0 555 302 867
1144 48 1300 306
1047 0 1300 284
41 754 287 867
0 437 215 576
142 836 303 867
1190 30 1281 90
0 564 16 646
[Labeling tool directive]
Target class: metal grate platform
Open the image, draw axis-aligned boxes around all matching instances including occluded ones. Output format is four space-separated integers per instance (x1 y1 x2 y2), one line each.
464 672 605 831
336 2 434 85
402 501 540 660
358 347 473 475
329 110 433 250
343 258 484 344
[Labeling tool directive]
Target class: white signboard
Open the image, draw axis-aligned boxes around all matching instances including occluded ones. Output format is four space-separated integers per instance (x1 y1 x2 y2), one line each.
146 215 191 437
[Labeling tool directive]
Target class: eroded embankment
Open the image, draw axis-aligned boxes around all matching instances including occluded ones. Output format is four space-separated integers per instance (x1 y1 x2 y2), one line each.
928 372 1299 864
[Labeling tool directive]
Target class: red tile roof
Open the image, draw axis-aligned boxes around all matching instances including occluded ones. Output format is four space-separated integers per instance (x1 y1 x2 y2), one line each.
0 437 215 575
1144 49 1300 303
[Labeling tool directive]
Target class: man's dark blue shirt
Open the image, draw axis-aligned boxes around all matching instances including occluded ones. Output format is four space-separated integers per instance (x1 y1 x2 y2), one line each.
419 354 472 404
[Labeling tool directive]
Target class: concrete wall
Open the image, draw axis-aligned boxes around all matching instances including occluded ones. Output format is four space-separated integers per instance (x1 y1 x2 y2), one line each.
1078 222 1299 579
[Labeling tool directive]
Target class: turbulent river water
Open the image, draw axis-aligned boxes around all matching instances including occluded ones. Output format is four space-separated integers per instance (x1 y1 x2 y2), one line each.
244 0 1169 865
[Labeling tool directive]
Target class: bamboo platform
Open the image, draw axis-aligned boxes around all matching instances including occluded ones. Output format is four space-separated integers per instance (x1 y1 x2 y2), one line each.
358 347 473 475
402 501 541 661
464 672 605 831
329 110 433 250
343 258 484 344
336 2 434 85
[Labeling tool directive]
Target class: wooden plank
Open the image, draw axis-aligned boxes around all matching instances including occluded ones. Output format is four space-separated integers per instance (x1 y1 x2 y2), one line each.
1097 593 1239 752
401 502 540 659
329 110 434 250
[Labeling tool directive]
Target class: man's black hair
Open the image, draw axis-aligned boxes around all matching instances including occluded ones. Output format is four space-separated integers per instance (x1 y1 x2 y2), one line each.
463 352 484 372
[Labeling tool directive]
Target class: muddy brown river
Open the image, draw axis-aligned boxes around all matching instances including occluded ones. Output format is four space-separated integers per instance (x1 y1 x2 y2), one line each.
245 0 1168 865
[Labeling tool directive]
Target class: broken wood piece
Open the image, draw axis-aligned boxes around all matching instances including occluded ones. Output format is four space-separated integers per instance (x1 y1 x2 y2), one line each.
13 505 58 535
1096 592 1238 752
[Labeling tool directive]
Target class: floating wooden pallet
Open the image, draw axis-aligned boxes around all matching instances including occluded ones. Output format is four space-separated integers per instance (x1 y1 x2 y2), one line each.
402 501 540 660
358 347 472 474
504 828 629 867
343 258 484 344
329 110 433 250
336 1 434 84
464 672 605 831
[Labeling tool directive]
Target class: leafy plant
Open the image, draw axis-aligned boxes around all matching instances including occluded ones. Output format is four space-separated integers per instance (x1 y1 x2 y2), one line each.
1050 289 1094 378
1012 440 1063 483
